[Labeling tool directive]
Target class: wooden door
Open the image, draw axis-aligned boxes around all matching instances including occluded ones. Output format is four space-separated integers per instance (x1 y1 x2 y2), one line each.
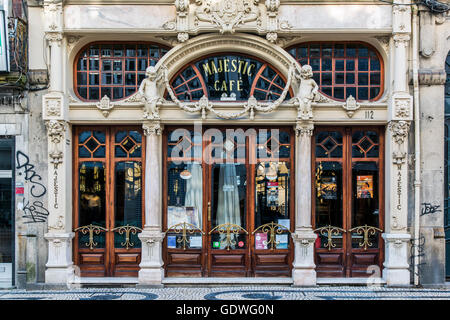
73 126 145 277
162 126 294 277
312 126 384 277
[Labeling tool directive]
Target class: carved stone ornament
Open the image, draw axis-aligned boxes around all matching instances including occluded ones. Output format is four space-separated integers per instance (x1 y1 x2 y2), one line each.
295 121 314 137
393 33 410 48
67 35 83 52
45 98 62 117
46 120 66 144
394 98 411 118
342 95 360 118
142 121 162 136
45 120 66 165
388 120 410 145
45 32 63 45
43 0 63 33
164 0 292 43
96 95 115 117
393 151 406 169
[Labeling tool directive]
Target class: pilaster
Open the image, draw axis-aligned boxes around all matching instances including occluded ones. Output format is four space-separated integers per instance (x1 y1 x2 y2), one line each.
43 118 74 284
138 120 165 287
381 1 413 287
292 120 317 286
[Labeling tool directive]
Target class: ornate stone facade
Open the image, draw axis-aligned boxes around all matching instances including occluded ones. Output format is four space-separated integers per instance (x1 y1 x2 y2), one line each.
21 0 449 288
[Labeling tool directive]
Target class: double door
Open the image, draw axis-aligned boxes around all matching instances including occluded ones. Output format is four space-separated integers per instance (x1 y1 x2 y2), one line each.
312 127 384 277
73 126 145 277
163 126 294 277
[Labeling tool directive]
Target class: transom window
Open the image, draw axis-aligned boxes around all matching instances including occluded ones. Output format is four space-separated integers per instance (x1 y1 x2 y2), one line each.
75 42 169 101
287 42 383 101
169 54 291 102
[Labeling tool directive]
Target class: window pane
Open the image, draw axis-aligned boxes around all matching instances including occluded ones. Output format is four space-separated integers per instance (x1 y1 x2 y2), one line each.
255 161 290 250
351 161 380 248
315 161 344 249
114 161 142 249
167 162 203 229
78 162 106 248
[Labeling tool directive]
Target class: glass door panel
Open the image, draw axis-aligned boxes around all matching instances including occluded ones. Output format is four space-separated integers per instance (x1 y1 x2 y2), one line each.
351 161 380 249
315 161 344 250
114 161 142 250
210 163 247 250
78 162 107 249
254 161 290 250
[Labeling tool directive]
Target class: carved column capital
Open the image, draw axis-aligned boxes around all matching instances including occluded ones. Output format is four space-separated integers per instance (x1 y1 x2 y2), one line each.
45 32 63 46
295 121 314 137
143 121 162 136
393 33 410 47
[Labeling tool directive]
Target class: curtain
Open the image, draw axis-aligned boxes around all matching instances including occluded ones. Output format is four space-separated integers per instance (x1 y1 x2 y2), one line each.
184 162 202 228
216 164 241 249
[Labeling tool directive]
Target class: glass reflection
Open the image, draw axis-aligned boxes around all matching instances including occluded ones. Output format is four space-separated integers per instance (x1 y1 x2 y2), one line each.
78 162 106 248
315 161 343 249
211 163 246 250
114 161 142 249
255 162 289 226
167 162 203 229
351 161 379 248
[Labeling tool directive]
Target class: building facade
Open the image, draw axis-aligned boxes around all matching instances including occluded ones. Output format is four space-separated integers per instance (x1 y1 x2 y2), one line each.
4 0 449 288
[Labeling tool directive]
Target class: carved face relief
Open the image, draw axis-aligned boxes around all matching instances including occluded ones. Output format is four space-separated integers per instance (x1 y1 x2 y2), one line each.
46 99 61 117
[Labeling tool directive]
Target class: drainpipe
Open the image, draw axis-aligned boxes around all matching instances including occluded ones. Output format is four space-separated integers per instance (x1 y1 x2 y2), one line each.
412 4 421 287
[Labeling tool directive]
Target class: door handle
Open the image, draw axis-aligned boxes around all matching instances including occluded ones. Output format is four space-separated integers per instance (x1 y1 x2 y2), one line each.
208 201 211 222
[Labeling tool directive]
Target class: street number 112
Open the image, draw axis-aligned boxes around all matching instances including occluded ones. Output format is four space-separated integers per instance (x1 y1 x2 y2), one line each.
365 110 374 119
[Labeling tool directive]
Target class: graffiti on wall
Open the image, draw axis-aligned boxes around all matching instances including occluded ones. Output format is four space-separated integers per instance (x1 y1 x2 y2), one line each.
16 151 47 198
410 236 426 276
420 203 441 216
16 151 49 223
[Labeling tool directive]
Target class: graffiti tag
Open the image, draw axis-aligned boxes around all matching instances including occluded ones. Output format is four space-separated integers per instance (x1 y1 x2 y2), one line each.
420 203 441 216
16 151 47 198
22 200 50 224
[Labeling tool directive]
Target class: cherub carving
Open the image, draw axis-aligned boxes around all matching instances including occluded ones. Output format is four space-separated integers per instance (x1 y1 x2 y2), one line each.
139 66 164 120
291 64 319 120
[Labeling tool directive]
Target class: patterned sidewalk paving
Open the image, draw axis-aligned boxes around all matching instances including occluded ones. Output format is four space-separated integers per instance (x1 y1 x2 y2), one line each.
0 286 450 300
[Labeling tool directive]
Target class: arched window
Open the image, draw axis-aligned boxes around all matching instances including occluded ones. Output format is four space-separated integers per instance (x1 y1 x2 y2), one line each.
287 42 383 101
169 54 291 102
75 42 170 101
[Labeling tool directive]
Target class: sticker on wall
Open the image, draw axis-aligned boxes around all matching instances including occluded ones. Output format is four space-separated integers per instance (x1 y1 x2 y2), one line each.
357 175 373 199
15 182 24 196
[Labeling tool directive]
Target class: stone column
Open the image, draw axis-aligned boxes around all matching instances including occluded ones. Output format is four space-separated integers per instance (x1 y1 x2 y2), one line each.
382 3 413 286
138 121 164 287
292 120 317 286
42 1 74 286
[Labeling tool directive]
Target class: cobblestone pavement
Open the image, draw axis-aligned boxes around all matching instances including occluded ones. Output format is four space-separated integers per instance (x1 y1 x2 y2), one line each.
0 286 450 300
